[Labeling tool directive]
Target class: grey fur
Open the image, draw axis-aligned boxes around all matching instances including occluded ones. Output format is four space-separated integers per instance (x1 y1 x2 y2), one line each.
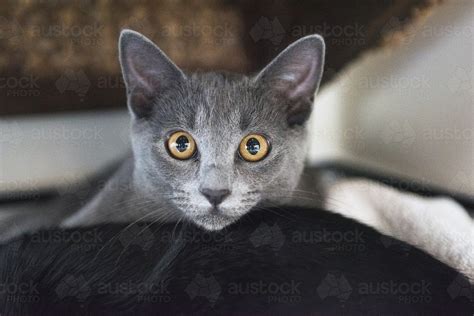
65 30 326 230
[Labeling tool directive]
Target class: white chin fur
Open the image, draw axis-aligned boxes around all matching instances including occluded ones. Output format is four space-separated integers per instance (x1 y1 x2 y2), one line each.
191 214 239 231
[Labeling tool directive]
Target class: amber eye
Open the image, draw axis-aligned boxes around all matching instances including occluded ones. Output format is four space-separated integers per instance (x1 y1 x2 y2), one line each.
166 131 196 160
239 134 270 162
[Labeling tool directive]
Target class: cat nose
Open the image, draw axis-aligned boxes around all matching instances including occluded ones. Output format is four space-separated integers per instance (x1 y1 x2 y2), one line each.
199 188 231 206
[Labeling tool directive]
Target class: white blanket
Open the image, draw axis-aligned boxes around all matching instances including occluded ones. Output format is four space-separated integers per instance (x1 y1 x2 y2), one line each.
324 179 474 281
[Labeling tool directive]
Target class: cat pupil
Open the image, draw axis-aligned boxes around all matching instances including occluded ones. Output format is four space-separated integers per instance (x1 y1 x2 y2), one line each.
246 138 260 155
175 135 189 152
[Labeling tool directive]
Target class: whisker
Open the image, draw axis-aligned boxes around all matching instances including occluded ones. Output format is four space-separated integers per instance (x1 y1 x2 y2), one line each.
92 209 158 263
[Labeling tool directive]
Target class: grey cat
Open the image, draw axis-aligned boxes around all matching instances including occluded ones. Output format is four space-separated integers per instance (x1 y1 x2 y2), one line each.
2 31 471 281
62 30 325 231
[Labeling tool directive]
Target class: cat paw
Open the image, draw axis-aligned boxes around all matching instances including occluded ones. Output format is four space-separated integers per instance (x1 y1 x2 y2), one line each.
322 178 388 229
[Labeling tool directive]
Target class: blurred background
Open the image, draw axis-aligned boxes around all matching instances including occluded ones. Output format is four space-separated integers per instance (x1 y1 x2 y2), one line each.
0 0 472 200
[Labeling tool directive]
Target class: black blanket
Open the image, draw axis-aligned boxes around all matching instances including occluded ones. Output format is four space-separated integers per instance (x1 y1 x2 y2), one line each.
0 206 471 315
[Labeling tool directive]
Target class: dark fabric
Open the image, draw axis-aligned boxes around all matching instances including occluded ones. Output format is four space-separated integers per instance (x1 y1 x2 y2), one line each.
0 206 470 315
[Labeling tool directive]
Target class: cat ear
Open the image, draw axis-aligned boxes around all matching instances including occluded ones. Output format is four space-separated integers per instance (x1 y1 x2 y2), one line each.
255 35 325 125
119 29 186 118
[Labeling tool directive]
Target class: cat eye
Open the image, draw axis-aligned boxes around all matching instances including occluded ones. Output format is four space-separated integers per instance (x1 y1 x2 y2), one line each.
166 131 196 160
239 134 270 162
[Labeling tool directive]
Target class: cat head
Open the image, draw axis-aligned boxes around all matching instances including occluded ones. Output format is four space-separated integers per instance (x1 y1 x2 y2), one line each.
119 30 325 230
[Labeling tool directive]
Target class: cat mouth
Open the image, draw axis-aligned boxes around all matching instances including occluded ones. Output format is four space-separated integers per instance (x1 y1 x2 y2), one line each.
191 213 241 231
